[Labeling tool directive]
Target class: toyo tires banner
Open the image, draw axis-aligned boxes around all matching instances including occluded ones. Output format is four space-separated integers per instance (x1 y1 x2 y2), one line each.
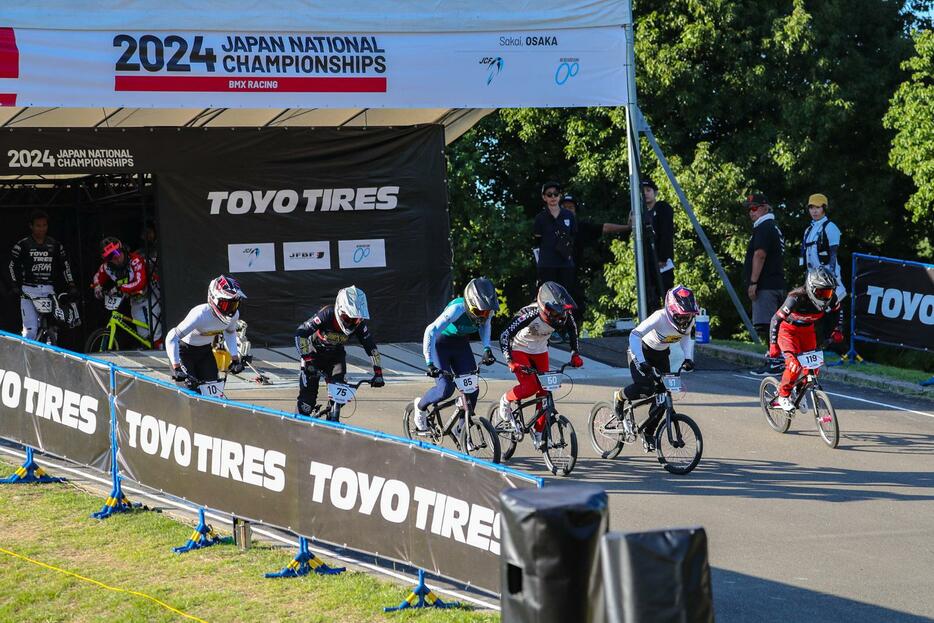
0 26 627 108
852 254 934 352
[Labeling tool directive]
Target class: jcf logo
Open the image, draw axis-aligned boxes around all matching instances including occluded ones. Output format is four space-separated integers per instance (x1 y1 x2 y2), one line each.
242 247 261 268
480 56 504 85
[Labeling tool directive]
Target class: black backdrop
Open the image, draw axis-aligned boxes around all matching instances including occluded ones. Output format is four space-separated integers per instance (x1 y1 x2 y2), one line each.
0 127 451 344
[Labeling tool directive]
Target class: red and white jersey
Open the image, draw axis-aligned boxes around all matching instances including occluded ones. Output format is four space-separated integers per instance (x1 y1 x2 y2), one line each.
91 252 148 297
166 304 239 366
628 309 695 363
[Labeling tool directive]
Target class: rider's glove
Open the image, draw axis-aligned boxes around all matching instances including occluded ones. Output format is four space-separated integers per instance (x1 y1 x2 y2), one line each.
682 358 695 372
371 367 385 387
637 360 654 377
184 375 200 391
570 351 584 368
426 363 441 378
830 330 844 344
480 347 496 366
93 285 103 300
508 360 523 374
228 358 245 375
171 365 188 383
768 343 781 358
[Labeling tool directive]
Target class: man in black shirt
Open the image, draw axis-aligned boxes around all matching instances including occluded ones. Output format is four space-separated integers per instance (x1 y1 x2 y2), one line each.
8 210 78 340
743 193 786 341
533 181 577 293
560 194 628 326
640 179 676 307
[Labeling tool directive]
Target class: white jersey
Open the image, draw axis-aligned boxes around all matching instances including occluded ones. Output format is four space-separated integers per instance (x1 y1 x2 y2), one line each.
628 309 695 364
166 303 239 366
500 303 578 359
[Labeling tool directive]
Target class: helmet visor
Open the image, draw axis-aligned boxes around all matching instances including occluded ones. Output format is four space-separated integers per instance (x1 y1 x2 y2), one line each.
340 312 362 332
672 313 694 332
102 241 123 261
216 298 239 316
814 286 834 301
469 306 492 320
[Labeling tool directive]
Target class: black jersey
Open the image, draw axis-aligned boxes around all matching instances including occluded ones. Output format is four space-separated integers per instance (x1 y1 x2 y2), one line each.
8 236 75 287
294 305 378 357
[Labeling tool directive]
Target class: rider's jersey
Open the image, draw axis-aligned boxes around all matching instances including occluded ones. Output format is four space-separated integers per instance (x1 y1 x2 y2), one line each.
8 236 75 288
422 297 492 365
294 305 380 364
166 304 239 366
628 308 695 364
91 253 149 297
499 303 579 360
769 287 843 345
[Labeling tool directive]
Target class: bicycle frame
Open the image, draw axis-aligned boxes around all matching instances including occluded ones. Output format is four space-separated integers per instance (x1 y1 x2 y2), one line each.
623 375 683 446
104 310 152 349
428 371 482 438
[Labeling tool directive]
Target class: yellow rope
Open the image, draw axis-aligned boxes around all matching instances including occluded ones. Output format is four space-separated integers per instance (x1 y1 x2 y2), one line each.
0 546 208 623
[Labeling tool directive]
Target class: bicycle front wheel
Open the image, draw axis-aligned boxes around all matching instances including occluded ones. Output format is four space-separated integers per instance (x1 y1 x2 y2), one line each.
759 376 791 433
487 403 518 461
461 417 501 464
543 414 578 477
588 402 624 459
655 413 703 475
85 328 120 353
811 389 839 449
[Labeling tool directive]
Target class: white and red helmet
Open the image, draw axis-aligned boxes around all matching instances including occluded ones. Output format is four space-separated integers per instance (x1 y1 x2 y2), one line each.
664 285 699 334
208 275 246 322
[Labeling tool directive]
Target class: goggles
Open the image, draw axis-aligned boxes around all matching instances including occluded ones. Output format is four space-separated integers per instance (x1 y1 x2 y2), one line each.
469 306 492 320
102 241 123 260
340 312 362 330
813 287 834 300
215 298 239 315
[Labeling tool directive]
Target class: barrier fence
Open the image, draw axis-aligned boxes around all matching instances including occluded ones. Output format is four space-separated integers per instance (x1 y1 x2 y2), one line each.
0 330 541 594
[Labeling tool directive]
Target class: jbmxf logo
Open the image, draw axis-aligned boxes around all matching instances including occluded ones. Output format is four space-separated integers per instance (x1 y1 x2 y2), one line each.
338 239 386 269
480 57 504 85
227 243 276 273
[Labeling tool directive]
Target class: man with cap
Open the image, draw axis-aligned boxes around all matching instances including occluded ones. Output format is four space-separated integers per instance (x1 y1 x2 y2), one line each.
743 193 786 370
801 193 844 299
560 193 629 326
532 180 577 292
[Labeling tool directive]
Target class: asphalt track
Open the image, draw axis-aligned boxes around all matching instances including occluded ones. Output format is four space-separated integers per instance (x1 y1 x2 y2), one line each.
39 344 934 621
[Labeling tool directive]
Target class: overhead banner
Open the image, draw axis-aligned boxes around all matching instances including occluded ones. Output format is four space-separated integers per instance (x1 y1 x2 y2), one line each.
0 126 451 343
0 333 112 470
113 370 538 593
853 254 934 352
0 26 627 108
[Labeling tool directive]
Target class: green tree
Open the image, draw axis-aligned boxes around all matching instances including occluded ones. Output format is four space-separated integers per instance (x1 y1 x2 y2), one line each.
448 0 927 337
884 28 934 243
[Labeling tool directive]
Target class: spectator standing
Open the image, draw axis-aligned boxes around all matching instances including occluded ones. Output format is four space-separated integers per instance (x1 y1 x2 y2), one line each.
800 193 845 299
636 179 676 308
533 181 577 291
560 193 629 327
743 193 786 357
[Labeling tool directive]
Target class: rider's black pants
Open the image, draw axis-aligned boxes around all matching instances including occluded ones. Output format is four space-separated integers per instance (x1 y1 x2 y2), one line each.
297 349 346 415
623 345 670 433
180 343 218 383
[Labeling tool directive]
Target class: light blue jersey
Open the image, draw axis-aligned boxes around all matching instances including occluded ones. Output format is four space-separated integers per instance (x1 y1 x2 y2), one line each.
422 297 492 365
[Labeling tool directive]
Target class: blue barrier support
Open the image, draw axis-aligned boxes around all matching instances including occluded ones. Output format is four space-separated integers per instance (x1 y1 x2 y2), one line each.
265 536 345 578
0 447 63 484
91 475 140 520
173 507 226 553
383 569 460 612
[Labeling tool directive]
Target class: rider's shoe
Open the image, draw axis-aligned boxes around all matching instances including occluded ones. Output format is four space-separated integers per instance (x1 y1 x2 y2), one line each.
413 398 430 432
642 436 656 453
531 430 543 450
452 418 464 440
770 395 795 412
613 389 627 415
499 395 521 434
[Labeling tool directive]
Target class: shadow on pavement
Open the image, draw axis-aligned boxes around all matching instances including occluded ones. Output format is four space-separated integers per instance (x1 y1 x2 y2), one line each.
540 456 934 502
712 567 932 622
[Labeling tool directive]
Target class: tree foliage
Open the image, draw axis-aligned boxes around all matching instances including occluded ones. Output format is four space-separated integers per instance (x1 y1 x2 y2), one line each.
447 0 930 337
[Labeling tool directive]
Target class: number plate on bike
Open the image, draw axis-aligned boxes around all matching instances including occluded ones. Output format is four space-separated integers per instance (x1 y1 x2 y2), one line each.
537 373 562 391
453 374 479 392
198 381 225 398
104 293 123 311
662 375 682 392
796 350 824 369
31 297 53 314
327 383 356 405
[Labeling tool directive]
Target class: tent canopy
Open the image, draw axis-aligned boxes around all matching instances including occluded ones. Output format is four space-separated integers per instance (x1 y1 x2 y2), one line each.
0 1 630 139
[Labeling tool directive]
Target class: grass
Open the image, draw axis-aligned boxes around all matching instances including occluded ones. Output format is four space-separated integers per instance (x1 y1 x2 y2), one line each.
709 339 931 384
0 459 498 623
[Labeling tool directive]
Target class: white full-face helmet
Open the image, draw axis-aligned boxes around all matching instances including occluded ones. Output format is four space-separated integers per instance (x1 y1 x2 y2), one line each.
335 285 369 335
208 275 246 323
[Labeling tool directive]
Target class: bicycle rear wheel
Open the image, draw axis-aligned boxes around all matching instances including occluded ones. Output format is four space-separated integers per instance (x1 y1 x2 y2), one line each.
588 402 624 459
487 403 518 461
759 376 791 433
460 416 501 464
542 414 578 477
85 328 120 353
811 389 839 449
655 413 703 475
